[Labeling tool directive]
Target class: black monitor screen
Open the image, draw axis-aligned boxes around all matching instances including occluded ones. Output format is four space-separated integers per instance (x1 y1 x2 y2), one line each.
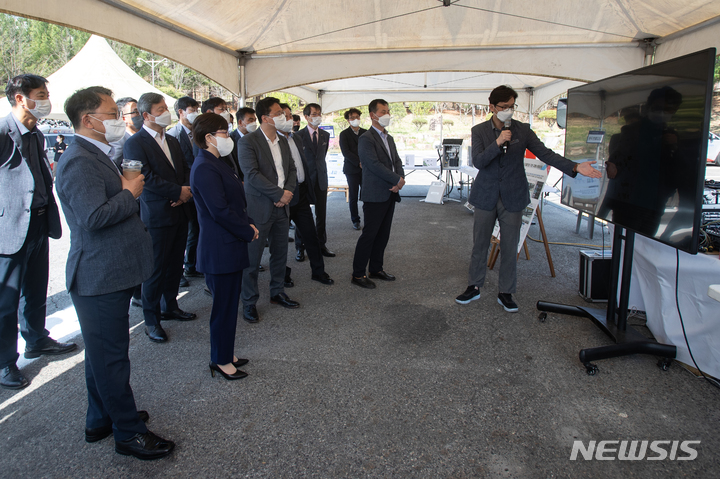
561 48 716 254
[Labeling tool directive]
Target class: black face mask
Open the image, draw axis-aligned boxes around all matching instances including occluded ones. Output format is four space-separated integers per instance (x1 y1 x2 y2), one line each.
292 125 299 132
131 114 144 131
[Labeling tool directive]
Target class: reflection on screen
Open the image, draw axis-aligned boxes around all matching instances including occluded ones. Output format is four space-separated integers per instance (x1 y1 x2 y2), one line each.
561 48 715 254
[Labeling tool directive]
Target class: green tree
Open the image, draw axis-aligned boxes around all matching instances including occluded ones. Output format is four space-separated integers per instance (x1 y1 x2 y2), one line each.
412 117 428 131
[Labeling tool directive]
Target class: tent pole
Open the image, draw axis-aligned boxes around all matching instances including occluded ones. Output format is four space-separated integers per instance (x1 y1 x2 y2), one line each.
527 87 534 128
239 56 246 108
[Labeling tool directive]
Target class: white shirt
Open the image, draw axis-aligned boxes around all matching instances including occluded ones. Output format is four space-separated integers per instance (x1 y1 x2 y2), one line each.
283 132 305 184
75 133 121 175
261 128 285 188
143 124 174 168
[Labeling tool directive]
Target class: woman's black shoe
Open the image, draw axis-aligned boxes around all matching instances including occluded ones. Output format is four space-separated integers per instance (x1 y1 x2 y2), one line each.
232 358 249 367
209 362 248 380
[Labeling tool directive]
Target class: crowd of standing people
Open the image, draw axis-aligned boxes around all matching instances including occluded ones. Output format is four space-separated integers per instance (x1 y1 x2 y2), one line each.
0 74 600 460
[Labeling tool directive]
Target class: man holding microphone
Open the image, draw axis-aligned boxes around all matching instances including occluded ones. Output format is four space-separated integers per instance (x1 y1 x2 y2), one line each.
456 85 602 312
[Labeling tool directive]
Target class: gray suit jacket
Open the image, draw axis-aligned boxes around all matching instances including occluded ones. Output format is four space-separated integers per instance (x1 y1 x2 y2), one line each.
0 113 62 254
237 128 297 225
468 118 577 212
358 127 404 203
55 136 153 296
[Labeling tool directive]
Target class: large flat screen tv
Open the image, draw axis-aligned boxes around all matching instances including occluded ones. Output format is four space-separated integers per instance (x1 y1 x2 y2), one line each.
561 48 716 254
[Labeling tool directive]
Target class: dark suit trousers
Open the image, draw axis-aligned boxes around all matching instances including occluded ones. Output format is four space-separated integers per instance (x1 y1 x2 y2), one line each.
345 172 362 224
71 286 148 441
185 206 199 272
205 271 242 365
352 197 396 277
142 221 188 326
296 184 328 248
289 182 325 278
0 211 51 368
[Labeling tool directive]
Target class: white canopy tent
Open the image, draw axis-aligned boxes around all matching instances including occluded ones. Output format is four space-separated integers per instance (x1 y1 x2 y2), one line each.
1 1 719 112
0 35 177 121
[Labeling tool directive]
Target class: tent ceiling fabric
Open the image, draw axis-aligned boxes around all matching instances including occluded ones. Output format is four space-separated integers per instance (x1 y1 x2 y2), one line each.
2 1 720 110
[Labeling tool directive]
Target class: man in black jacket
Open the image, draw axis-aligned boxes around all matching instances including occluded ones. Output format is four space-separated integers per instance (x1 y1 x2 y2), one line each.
339 108 367 230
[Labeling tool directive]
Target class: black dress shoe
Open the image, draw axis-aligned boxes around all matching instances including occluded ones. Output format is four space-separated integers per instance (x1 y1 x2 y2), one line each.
243 305 259 323
209 362 248 380
24 339 77 359
352 222 361 230
179 275 190 287
232 358 249 367
184 268 203 278
115 431 175 460
258 264 265 272
86 410 150 443
288 237 294 243
161 309 197 321
311 273 334 285
351 276 376 289
320 246 336 257
369 270 396 281
0 365 29 390
145 325 168 343
131 298 142 308
285 266 294 287
270 293 300 309
295 249 305 262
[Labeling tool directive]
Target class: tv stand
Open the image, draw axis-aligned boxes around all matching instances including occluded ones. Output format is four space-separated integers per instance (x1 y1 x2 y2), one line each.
536 227 676 375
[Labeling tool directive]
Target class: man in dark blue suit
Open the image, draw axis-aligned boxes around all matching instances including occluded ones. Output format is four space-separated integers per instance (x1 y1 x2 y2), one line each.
351 99 405 289
0 74 76 390
278 103 333 286
56 86 174 459
123 93 197 343
297 103 335 258
167 96 201 282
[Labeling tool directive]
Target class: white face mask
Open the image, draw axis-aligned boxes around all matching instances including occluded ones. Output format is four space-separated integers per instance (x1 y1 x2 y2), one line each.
220 111 233 124
91 116 126 142
496 109 513 123
185 111 198 124
271 114 287 131
23 96 52 119
648 111 672 125
376 114 391 128
308 116 323 127
349 119 361 128
150 110 172 127
245 122 258 133
279 116 293 133
210 135 234 157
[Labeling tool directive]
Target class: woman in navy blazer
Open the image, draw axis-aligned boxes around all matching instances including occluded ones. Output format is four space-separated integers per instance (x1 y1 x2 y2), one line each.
190 114 258 380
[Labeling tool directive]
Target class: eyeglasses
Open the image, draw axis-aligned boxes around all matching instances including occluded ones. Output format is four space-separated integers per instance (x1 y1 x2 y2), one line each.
91 111 121 120
494 104 515 112
122 109 139 117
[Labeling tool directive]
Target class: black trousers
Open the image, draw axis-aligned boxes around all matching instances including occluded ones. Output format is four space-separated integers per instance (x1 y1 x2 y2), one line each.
296 184 328 248
345 172 362 224
205 271 242 365
289 182 325 278
72 286 147 441
0 210 51 368
352 197 396 277
184 213 199 272
142 221 188 327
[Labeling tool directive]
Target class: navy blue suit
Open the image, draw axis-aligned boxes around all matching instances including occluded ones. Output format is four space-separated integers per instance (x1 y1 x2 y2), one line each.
123 127 190 327
190 149 256 364
167 122 199 273
297 126 330 248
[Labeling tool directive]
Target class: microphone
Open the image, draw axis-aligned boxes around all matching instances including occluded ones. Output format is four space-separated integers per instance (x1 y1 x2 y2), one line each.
502 119 511 153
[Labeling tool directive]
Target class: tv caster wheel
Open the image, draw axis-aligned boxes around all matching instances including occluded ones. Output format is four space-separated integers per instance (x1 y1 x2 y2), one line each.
538 312 547 323
584 363 598 375
657 358 673 371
